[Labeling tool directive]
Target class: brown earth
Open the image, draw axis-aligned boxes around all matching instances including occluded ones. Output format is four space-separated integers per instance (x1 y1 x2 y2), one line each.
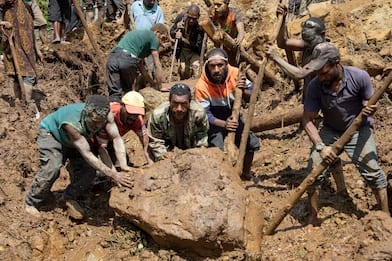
1 0 392 260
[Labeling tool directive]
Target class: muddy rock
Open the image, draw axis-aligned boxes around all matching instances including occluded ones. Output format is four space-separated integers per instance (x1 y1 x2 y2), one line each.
109 147 263 256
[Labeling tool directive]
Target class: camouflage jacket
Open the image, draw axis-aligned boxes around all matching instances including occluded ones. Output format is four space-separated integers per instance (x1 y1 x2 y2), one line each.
147 100 209 161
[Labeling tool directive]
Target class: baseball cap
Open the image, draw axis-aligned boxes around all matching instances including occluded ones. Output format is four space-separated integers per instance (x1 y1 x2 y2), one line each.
303 42 340 71
121 91 145 115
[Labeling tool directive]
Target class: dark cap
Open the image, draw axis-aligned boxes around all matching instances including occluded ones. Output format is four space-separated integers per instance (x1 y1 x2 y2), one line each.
303 42 340 71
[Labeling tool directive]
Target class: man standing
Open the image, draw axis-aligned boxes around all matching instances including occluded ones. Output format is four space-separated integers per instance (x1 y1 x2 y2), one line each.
148 83 209 161
106 23 169 100
1 0 41 118
269 3 328 97
130 0 164 30
302 42 390 225
170 4 204 80
209 0 245 66
25 95 133 219
195 48 260 180
95 91 152 167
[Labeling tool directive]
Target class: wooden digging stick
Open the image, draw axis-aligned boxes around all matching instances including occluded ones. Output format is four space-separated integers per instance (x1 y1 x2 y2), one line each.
264 71 392 235
72 0 100 55
224 62 248 166
234 0 286 176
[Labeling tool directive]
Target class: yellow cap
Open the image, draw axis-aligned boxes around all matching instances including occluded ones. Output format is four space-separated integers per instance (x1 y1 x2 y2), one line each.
121 91 145 115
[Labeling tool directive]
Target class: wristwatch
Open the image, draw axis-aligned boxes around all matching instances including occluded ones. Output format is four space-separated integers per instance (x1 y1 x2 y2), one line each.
315 142 325 152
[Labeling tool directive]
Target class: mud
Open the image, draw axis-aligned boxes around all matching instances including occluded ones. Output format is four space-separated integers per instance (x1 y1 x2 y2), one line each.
1 0 392 260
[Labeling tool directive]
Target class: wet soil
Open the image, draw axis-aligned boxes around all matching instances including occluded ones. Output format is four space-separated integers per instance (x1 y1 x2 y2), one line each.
1 0 392 260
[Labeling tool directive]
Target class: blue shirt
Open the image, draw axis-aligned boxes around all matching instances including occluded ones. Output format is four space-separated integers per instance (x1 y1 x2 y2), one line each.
304 65 373 131
131 0 164 30
40 103 91 147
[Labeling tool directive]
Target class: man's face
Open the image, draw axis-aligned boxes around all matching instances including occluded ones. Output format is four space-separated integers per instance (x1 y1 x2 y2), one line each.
170 94 190 123
143 0 155 8
207 59 227 83
187 10 199 27
316 63 339 87
213 0 228 17
85 112 107 133
120 106 139 125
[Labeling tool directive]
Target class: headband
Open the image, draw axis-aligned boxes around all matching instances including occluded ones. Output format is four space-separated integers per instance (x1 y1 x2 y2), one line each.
206 54 228 63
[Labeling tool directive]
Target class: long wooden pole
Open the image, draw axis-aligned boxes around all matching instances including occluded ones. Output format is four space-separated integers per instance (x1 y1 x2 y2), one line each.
264 71 392 235
235 0 286 176
71 0 100 54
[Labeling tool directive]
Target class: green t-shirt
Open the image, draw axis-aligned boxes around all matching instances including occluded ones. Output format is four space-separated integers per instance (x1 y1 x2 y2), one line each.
40 103 90 147
116 30 159 58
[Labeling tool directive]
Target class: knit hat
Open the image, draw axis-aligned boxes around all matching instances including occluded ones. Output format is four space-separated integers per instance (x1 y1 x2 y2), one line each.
121 91 145 115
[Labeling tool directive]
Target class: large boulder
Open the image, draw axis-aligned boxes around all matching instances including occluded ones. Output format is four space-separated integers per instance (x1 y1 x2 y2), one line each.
109 147 263 256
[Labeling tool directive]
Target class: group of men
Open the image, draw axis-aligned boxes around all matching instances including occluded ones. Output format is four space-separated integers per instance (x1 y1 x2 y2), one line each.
21 0 391 227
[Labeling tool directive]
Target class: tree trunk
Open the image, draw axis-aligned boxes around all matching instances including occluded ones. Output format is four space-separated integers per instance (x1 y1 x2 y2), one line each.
250 105 303 132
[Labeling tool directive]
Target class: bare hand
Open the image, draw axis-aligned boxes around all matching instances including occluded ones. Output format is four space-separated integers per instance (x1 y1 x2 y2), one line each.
264 43 278 58
175 31 182 40
234 36 242 46
363 104 377 117
213 29 224 42
319 146 337 165
111 171 134 188
276 3 287 17
225 116 238 132
120 164 133 172
0 21 12 29
236 76 247 89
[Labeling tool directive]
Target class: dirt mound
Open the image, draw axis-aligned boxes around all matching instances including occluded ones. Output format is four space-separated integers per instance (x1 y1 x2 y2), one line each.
1 0 392 260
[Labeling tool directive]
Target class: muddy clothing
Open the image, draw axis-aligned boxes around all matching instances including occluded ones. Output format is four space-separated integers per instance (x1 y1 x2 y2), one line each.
131 0 164 30
25 103 104 207
106 0 123 21
1 0 37 80
305 65 387 189
106 30 159 102
147 101 209 161
209 7 243 39
26 0 47 27
170 12 204 60
97 102 145 139
195 64 260 152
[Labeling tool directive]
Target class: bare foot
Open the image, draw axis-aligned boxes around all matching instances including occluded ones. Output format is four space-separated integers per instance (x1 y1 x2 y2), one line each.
52 38 60 44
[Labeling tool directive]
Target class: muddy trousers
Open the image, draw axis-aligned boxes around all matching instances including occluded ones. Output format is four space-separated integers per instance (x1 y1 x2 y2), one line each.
25 129 97 207
106 48 139 102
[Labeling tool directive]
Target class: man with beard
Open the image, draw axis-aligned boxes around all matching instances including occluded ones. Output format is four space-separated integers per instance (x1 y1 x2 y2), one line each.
195 48 260 180
209 0 245 66
94 91 152 167
267 3 328 100
302 42 390 225
25 95 133 219
170 4 204 80
147 83 209 161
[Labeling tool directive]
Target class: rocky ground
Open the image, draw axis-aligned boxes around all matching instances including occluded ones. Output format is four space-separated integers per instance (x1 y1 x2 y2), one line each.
0 0 392 260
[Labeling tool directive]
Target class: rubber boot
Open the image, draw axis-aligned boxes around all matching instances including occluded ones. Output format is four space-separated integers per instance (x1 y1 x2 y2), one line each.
240 152 254 181
372 187 391 216
330 159 348 196
307 187 320 226
86 11 95 23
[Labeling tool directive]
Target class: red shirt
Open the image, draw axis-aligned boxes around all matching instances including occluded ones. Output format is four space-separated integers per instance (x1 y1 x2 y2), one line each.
97 102 145 140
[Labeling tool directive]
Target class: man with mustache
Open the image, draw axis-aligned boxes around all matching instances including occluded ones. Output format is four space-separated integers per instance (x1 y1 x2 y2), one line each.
93 91 152 167
147 83 209 161
195 48 260 180
302 42 390 225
